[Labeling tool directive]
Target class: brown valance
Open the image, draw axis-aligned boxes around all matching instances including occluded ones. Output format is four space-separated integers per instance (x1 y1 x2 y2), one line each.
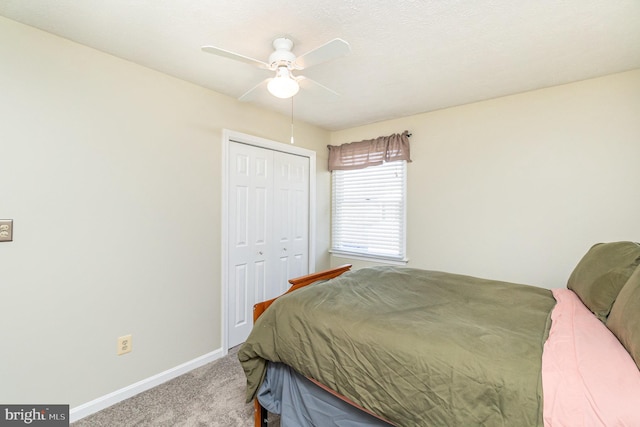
327 130 412 171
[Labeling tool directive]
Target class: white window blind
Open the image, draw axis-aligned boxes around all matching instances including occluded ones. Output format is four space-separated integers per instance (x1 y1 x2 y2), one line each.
331 160 407 261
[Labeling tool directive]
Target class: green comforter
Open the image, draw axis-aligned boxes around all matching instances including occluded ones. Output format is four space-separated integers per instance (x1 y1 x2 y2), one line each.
238 266 556 426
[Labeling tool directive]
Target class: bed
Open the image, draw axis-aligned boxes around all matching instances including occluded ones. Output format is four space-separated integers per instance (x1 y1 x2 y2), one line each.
238 241 640 426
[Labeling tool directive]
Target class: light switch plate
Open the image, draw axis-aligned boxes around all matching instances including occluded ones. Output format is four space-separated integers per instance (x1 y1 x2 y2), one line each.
0 219 12 242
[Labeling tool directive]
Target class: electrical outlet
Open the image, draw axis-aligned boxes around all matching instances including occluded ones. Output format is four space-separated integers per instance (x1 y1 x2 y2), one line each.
117 334 132 355
0 219 13 242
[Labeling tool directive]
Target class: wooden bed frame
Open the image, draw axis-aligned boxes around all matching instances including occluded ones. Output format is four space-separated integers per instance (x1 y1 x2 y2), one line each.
251 264 353 427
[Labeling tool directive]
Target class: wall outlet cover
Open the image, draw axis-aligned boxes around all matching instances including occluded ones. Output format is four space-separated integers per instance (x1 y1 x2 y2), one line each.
0 220 13 242
117 334 132 355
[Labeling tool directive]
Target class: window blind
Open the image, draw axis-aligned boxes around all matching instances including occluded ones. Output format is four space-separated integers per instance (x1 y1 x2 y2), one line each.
331 160 407 261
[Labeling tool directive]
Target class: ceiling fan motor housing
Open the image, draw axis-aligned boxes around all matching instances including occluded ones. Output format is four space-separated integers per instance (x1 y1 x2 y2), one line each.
269 38 296 68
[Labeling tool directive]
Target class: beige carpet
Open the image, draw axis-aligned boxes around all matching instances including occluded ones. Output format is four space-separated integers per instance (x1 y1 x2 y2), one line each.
72 347 279 427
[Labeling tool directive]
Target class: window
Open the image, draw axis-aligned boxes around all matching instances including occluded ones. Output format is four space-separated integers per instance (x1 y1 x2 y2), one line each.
331 160 407 262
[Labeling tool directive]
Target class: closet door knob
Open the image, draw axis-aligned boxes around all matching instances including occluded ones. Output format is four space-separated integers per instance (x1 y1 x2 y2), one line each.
258 251 263 255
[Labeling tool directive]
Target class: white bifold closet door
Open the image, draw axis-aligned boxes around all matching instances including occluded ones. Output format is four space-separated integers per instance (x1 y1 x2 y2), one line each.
228 141 310 348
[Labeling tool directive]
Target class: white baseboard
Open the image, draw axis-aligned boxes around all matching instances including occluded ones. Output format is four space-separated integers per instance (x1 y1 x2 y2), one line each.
69 348 224 423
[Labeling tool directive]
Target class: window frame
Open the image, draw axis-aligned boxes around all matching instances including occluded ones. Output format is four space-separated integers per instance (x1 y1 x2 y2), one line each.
330 160 408 263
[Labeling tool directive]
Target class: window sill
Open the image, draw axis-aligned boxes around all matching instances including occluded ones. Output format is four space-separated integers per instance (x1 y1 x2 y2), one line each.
330 250 409 266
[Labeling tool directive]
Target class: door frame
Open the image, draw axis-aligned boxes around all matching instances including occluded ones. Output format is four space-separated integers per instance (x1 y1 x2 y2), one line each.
221 129 316 353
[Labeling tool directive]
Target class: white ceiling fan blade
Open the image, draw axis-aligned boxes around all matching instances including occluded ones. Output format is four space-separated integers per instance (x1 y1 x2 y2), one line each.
201 45 271 70
297 76 340 97
293 38 351 70
238 78 271 102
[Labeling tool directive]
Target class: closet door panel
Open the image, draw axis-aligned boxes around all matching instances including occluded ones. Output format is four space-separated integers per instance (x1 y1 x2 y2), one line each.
228 143 273 348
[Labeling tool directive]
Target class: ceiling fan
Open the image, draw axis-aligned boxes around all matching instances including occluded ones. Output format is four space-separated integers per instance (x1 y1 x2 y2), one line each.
201 37 350 100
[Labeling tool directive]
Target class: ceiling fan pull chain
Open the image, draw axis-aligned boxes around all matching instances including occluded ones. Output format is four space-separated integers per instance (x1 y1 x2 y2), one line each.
290 96 295 144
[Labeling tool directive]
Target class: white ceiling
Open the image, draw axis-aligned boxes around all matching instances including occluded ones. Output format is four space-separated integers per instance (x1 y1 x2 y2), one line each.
2 1 639 131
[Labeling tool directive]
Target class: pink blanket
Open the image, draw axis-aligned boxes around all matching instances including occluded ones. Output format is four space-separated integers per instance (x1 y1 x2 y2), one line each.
543 289 640 426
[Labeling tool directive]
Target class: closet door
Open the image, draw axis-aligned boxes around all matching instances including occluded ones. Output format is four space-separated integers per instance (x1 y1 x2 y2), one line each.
227 142 309 348
228 142 272 348
272 151 310 296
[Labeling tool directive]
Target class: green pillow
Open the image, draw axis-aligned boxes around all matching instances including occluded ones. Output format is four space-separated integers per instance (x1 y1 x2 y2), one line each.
567 241 640 321
607 267 640 370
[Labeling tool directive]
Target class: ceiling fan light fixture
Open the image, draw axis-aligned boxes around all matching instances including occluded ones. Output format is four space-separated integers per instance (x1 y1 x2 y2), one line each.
267 66 299 99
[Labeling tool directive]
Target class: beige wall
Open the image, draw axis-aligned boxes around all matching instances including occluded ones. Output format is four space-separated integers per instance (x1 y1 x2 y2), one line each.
0 16 330 408
330 69 640 288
